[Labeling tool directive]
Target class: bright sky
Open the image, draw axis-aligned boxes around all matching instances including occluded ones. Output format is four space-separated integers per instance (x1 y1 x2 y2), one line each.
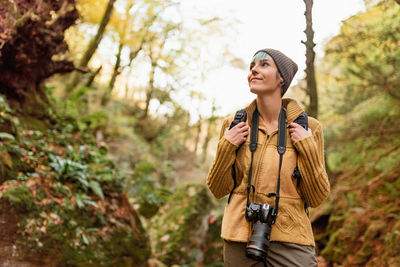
102 0 366 122
178 0 366 120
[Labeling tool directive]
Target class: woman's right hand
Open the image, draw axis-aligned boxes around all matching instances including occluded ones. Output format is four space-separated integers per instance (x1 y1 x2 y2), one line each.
224 122 249 146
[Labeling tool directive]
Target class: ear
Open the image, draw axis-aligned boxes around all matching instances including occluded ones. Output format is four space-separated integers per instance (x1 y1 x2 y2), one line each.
280 80 284 85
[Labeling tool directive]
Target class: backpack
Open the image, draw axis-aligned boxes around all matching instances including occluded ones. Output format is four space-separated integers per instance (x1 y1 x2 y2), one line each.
228 109 309 213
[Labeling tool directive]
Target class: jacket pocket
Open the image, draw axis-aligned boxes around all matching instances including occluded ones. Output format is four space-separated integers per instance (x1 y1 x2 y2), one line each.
275 205 296 234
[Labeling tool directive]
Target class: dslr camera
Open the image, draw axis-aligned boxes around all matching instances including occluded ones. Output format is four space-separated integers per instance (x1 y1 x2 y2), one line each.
245 203 276 262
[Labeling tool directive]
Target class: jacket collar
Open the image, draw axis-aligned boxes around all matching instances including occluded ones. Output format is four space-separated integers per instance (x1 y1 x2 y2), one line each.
245 98 304 129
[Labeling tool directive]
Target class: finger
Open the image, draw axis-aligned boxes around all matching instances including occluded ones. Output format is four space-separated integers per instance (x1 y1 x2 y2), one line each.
235 122 247 128
289 122 300 128
239 126 249 133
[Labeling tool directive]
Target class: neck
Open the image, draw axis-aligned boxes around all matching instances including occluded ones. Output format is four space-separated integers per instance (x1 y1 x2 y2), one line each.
256 91 282 124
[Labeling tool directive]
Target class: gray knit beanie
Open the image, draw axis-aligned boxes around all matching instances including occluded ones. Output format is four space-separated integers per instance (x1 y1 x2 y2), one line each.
253 48 298 95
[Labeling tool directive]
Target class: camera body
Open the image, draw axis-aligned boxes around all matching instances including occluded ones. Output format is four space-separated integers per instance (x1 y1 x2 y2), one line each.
245 203 276 262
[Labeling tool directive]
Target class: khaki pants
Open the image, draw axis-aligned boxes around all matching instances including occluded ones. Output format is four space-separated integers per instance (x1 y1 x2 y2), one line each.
223 240 317 267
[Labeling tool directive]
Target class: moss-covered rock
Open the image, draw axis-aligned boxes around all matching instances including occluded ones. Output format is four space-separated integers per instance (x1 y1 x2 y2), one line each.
1 185 34 210
149 184 214 265
0 100 151 266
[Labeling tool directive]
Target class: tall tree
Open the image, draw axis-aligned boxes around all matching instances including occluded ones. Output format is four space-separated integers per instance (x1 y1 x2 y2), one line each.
194 116 202 154
302 0 318 118
202 101 217 162
102 17 157 105
64 0 116 98
101 41 123 105
141 20 183 119
101 0 165 106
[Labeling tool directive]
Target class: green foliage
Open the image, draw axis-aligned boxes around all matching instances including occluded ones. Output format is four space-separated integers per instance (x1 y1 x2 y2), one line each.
0 132 15 140
323 1 400 113
79 110 109 132
203 204 224 265
0 95 11 113
320 165 400 265
326 94 400 172
1 185 33 210
149 184 215 265
0 100 150 265
129 159 171 218
315 2 400 265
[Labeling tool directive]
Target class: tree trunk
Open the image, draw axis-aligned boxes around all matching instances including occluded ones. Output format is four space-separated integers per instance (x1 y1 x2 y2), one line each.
194 117 202 154
202 104 217 162
101 42 123 106
85 65 103 87
127 40 145 69
143 62 156 119
202 124 211 162
0 0 78 116
302 0 318 118
108 42 123 91
80 0 116 68
64 0 116 99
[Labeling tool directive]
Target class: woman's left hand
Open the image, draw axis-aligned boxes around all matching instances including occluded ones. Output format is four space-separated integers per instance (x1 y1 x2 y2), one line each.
289 122 312 143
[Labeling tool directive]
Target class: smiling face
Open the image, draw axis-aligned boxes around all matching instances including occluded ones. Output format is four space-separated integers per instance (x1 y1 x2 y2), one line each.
247 51 283 96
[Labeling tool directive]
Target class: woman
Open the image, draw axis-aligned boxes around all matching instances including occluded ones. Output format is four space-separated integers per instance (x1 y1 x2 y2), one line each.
206 48 330 266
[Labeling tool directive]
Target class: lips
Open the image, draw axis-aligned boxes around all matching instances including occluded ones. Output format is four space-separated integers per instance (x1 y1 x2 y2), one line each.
250 77 262 82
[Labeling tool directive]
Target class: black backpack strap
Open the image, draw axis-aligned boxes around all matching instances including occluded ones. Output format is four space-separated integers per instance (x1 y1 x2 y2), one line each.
229 109 247 130
227 109 247 203
294 112 308 130
292 112 309 215
271 108 287 223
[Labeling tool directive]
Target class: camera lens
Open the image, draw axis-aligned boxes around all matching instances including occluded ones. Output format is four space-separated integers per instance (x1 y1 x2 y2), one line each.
246 221 272 261
246 247 266 261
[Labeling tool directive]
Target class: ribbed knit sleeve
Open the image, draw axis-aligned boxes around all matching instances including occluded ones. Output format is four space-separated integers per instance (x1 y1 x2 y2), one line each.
206 118 238 199
294 123 330 207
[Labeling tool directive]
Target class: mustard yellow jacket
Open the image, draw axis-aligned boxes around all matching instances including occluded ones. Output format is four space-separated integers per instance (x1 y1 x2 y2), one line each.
206 98 330 246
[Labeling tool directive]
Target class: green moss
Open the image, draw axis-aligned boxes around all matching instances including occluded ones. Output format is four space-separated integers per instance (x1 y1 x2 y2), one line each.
321 230 341 261
149 184 214 265
0 102 151 265
60 227 150 266
383 221 400 259
353 221 386 264
1 185 33 210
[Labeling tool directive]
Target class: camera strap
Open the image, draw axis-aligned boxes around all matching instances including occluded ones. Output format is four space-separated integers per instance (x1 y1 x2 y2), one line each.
246 108 259 208
246 107 286 224
273 107 287 223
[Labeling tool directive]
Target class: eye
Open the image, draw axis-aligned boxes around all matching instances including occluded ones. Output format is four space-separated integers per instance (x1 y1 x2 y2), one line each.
249 64 255 70
262 62 269 67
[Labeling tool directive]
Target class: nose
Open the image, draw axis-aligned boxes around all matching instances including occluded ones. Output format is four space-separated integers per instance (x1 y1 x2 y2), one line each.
251 65 259 75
